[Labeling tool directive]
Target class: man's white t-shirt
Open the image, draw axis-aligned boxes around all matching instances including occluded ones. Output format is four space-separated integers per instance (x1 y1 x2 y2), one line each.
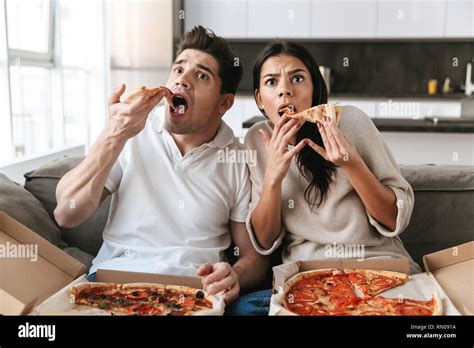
89 106 250 276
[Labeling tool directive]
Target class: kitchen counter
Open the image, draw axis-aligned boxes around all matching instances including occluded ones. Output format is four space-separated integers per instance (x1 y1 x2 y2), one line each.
237 92 472 100
242 116 474 133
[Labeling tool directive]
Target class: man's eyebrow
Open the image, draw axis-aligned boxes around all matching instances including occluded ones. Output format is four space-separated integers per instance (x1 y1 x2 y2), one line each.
172 60 215 77
196 63 215 78
173 59 185 65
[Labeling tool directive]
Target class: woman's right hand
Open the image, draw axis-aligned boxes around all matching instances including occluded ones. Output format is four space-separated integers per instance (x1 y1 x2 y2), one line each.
259 114 308 185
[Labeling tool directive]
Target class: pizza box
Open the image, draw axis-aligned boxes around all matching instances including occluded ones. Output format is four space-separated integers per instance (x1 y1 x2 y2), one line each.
269 257 461 315
423 241 474 315
0 212 86 315
31 269 225 315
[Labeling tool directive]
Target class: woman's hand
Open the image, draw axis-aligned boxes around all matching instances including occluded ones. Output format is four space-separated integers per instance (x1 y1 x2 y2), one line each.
306 116 363 169
259 115 308 185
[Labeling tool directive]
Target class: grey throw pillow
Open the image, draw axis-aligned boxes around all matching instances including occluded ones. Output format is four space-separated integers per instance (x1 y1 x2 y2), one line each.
0 173 67 248
24 156 111 256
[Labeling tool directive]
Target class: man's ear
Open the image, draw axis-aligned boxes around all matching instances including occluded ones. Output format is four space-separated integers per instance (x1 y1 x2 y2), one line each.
218 93 235 115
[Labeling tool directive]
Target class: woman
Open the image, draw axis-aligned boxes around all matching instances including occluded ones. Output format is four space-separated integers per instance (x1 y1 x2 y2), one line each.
229 41 420 315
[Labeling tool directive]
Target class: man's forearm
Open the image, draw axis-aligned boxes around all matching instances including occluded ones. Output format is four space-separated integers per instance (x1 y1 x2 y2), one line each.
233 253 268 291
54 127 127 228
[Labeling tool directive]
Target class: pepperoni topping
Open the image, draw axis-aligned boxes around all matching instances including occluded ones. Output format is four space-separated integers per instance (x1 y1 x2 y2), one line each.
283 270 429 317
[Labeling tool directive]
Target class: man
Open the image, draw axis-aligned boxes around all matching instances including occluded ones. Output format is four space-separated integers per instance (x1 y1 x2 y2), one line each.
54 26 268 303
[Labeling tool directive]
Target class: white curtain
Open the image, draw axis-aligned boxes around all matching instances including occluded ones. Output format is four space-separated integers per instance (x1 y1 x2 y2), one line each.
0 0 13 163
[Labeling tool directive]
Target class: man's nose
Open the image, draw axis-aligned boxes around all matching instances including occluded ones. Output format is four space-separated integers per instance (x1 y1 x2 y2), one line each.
174 75 190 89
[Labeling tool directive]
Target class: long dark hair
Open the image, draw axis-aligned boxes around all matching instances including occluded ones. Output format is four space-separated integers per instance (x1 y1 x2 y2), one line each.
253 41 336 209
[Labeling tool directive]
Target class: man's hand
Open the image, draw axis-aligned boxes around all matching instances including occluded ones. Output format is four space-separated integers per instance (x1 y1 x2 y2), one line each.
107 84 168 141
197 262 240 304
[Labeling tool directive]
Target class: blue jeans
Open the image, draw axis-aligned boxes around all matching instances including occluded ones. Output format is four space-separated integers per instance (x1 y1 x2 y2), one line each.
86 272 96 282
226 289 272 316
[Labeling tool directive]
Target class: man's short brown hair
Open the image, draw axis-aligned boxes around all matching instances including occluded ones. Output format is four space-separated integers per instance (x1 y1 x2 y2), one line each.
176 26 243 95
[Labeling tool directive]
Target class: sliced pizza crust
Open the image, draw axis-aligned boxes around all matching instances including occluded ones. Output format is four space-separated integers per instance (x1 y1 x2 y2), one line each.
286 104 342 126
431 292 443 316
121 282 166 292
70 282 118 297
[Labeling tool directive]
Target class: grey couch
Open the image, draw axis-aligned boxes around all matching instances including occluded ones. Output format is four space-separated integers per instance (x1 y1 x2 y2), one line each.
0 156 473 277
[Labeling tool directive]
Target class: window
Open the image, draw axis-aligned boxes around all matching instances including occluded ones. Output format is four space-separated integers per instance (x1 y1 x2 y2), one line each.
6 0 52 56
0 0 108 166
9 65 52 157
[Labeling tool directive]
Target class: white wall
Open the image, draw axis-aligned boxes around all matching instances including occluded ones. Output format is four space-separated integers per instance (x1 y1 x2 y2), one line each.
107 0 174 93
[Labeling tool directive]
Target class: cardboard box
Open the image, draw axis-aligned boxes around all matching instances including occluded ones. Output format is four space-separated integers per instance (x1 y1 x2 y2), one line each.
423 241 474 315
270 257 464 315
0 212 86 315
0 212 224 316
32 269 225 315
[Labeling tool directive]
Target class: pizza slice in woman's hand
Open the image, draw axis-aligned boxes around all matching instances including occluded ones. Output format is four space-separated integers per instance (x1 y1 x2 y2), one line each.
284 104 342 125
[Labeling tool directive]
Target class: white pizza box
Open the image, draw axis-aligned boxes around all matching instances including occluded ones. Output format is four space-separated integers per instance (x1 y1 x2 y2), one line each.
0 212 86 315
269 257 460 316
423 241 473 315
31 269 225 315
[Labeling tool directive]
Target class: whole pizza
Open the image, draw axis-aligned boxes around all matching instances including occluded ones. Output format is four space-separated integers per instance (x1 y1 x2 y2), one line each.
70 282 218 316
282 269 442 316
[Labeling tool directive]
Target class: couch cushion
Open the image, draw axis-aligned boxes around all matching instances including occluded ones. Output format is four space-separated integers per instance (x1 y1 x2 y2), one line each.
24 156 110 256
0 173 67 248
400 165 474 270
400 164 474 191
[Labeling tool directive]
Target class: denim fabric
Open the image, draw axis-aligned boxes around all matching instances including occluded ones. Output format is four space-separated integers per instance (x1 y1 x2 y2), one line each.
226 289 272 316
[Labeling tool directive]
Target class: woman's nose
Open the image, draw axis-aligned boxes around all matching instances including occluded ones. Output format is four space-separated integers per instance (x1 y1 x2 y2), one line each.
279 88 292 97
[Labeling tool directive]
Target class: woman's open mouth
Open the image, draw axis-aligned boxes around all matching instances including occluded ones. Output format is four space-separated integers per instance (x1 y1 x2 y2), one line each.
170 94 189 115
278 104 297 116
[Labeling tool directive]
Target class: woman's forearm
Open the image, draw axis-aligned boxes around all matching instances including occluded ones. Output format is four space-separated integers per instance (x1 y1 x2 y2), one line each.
343 159 398 231
250 176 283 250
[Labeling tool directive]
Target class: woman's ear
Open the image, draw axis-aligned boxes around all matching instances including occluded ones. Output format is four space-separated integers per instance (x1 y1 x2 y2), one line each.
255 89 263 111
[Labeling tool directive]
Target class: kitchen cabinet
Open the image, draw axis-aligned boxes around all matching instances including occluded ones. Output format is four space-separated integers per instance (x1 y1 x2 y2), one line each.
247 0 311 38
184 0 247 38
376 0 445 38
184 0 472 39
445 0 474 37
311 0 377 38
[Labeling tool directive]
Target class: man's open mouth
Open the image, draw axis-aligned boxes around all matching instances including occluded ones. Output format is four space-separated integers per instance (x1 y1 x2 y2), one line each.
170 94 188 115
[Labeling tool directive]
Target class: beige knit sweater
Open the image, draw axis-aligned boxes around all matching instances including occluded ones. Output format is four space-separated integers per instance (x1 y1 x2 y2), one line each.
244 105 421 274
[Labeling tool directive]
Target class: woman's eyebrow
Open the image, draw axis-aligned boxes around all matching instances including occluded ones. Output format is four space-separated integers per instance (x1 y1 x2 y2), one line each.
263 68 307 79
288 68 307 74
